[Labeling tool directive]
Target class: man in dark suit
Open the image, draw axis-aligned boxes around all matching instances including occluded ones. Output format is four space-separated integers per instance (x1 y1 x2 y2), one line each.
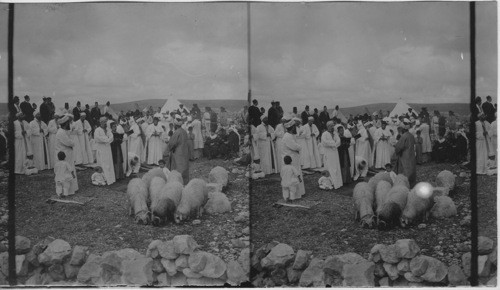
90 101 101 129
248 99 262 127
482 95 496 123
472 96 483 122
20 95 34 122
267 101 279 129
39 97 51 124
301 105 310 125
73 101 83 121
319 106 330 132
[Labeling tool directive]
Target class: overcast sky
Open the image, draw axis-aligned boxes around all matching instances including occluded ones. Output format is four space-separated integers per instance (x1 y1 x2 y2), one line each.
0 2 497 111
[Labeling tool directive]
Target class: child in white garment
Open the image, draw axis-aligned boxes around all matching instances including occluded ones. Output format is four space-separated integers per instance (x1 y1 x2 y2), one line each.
54 151 75 197
91 166 107 186
385 163 397 184
126 153 141 177
280 155 302 203
318 171 333 190
158 159 170 179
24 153 39 175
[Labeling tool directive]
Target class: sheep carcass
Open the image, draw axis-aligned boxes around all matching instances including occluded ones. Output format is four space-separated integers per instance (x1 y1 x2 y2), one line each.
175 178 208 223
353 182 376 229
126 178 151 225
151 181 184 226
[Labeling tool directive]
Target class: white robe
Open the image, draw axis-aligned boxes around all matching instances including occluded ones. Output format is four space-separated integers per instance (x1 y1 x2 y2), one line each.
356 127 372 167
47 120 59 168
70 122 83 165
296 125 311 169
14 120 31 174
117 125 128 172
308 124 322 169
274 124 285 172
146 123 165 165
55 128 78 194
128 123 144 163
29 120 51 170
74 119 93 164
321 131 343 189
344 129 356 177
476 121 491 174
489 120 497 160
192 119 204 149
94 127 115 185
281 132 305 199
373 127 392 169
250 125 260 160
140 122 149 161
419 123 432 153
256 123 277 175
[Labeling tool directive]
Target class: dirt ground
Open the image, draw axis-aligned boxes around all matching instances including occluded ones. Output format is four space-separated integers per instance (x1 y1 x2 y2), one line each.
14 158 249 262
250 162 496 265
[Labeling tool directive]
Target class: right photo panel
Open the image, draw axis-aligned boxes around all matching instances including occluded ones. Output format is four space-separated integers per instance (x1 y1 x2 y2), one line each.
249 2 496 287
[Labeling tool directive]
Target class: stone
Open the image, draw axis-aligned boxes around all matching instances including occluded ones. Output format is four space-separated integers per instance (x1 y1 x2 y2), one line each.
122 256 154 285
270 267 288 286
47 263 65 281
77 254 103 284
293 250 312 270
15 236 31 255
0 253 7 277
188 251 208 272
146 240 162 258
40 273 54 285
457 243 470 253
226 260 248 286
242 227 250 235
392 277 409 287
488 247 497 266
260 243 295 269
173 235 199 255
342 261 375 287
379 277 390 287
25 268 43 286
431 196 457 218
447 264 467 286
186 277 225 286
486 276 497 286
410 255 429 277
408 282 425 287
299 257 325 287
38 239 72 266
234 211 249 223
198 252 227 279
287 266 302 284
113 248 143 261
25 249 39 268
0 243 7 253
462 252 491 277
374 263 386 278
69 245 88 266
170 272 187 286
417 223 427 229
369 244 385 263
395 239 420 259
404 272 424 282
397 259 410 273
419 256 448 282
383 262 399 280
156 272 170 286
460 215 471 226
99 252 125 284
183 268 203 279
161 259 177 276
204 192 232 214
157 241 178 260
478 236 494 255
63 260 80 280
152 259 165 273
237 248 250 275
379 244 401 264
175 254 189 270
231 239 246 248
15 255 28 277
192 220 201 225
324 252 367 275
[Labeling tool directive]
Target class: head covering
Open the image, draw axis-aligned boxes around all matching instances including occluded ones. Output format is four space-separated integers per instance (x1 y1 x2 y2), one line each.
120 119 127 125
308 116 314 121
57 114 71 125
282 113 293 122
292 117 301 124
326 120 334 128
260 115 267 121
80 112 86 117
16 112 23 118
173 114 183 126
285 119 296 129
415 120 421 125
99 117 108 123
107 120 115 128
187 116 192 122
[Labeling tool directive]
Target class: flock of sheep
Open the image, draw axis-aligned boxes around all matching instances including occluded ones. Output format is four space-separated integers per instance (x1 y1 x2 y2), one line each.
353 170 456 230
126 166 230 226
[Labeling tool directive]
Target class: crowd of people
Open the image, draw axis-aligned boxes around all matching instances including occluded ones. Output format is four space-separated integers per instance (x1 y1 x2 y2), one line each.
10 95 244 198
244 97 496 203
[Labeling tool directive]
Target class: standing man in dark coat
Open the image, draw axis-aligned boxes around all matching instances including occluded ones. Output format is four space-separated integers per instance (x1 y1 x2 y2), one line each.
168 117 190 184
301 105 310 125
394 119 417 187
84 104 91 118
47 97 55 119
313 108 321 130
319 106 330 132
267 101 279 129
248 99 262 127
73 101 83 121
276 101 284 120
40 97 51 124
90 102 101 129
482 95 496 123
20 95 35 122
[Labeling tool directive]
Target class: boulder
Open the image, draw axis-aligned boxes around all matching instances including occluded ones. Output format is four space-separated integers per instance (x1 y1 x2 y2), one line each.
488 247 497 266
392 276 409 287
260 243 295 269
324 252 367 275
152 259 165 273
404 272 424 283
383 262 399 280
478 236 494 255
397 259 410 273
170 272 188 286
462 252 491 277
395 239 420 259
292 250 312 270
113 248 143 261
63 260 80 280
379 244 401 264
156 272 170 286
161 258 177 276
287 266 302 284
198 252 227 279
298 257 325 287
76 254 103 284
15 236 31 255
0 252 6 277
419 256 448 283
378 277 390 287
173 235 199 255
25 268 43 286
270 267 288 286
238 248 250 275
47 263 65 281
186 277 225 286
410 255 429 276
38 239 72 266
32 237 56 256
447 264 468 286
145 240 162 258
374 263 387 278
121 256 154 285
157 240 178 260
69 245 88 266
25 249 39 268
175 255 189 270
431 196 457 218
99 252 125 284
342 261 375 287
15 255 28 277
183 268 203 279
226 260 248 286
188 251 208 272
369 244 385 263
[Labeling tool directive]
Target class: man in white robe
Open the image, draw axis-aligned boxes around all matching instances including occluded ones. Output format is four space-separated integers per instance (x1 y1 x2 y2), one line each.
256 116 277 175
191 118 204 159
118 118 129 171
29 113 51 170
488 114 497 163
146 117 165 165
281 118 305 199
296 124 311 169
74 113 93 165
372 120 392 169
419 119 432 161
355 122 372 168
345 124 356 177
55 114 78 195
14 113 31 174
128 117 144 163
321 121 343 189
94 117 115 184
274 119 286 173
476 114 493 175
70 119 84 165
307 117 322 169
47 115 60 168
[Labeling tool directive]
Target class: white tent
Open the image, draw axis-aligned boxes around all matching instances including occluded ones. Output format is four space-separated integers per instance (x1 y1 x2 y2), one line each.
160 99 183 114
389 101 413 118
327 108 348 123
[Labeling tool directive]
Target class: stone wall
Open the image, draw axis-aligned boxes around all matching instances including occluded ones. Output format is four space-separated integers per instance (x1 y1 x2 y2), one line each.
251 237 497 287
0 234 249 286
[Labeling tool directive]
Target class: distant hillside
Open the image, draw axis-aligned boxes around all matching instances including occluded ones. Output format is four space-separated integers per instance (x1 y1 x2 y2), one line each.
337 103 470 117
103 99 247 114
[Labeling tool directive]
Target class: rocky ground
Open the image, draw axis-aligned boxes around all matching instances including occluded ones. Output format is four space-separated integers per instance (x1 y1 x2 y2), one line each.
0 167 7 248
251 162 494 267
14 157 249 264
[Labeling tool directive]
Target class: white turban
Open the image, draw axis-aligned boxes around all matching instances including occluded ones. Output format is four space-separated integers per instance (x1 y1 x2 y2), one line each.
80 112 86 117
260 115 267 121
57 115 71 125
308 116 314 121
284 119 295 129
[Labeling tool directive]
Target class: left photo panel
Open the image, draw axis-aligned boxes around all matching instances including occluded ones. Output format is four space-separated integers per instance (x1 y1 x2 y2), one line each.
3 3 250 286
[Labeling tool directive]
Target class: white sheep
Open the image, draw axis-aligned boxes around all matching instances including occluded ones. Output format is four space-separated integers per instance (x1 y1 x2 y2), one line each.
393 174 410 189
142 168 167 189
208 166 229 189
204 192 232 214
375 180 392 216
148 176 166 206
353 182 376 229
400 188 435 228
151 181 184 226
377 185 409 230
167 170 184 185
367 172 393 192
431 196 457 219
436 170 456 195
126 178 151 225
175 178 208 223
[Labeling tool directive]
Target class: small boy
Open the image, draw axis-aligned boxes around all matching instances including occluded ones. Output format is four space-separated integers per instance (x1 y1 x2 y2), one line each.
385 163 397 184
318 170 333 190
353 156 368 181
126 152 141 177
158 159 170 179
280 155 302 203
54 151 75 197
91 166 107 186
415 130 423 165
24 153 38 175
